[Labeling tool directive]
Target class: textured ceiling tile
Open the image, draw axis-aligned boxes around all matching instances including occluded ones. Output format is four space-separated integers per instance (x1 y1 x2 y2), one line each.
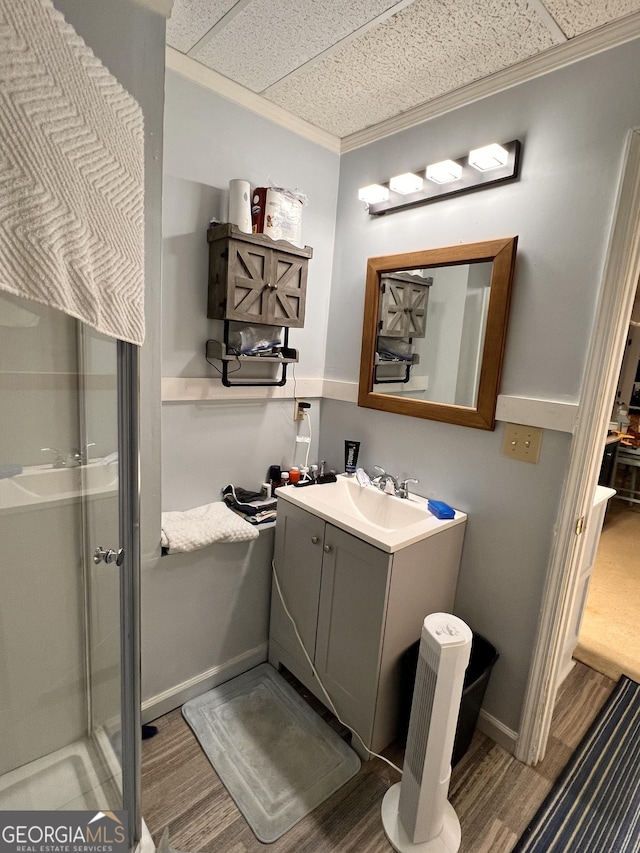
266 0 565 137
543 0 640 37
194 0 412 92
166 0 238 53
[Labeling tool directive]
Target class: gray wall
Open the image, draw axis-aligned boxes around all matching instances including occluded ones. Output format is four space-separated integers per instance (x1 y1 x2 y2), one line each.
145 70 340 707
50 0 166 708
42 1 640 739
321 39 640 731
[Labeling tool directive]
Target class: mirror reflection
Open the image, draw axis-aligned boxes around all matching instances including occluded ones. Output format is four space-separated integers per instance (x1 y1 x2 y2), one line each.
358 238 518 430
374 262 492 408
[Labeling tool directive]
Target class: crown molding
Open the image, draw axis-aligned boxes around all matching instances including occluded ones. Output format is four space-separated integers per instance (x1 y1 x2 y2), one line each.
165 47 341 154
340 11 640 152
132 0 174 18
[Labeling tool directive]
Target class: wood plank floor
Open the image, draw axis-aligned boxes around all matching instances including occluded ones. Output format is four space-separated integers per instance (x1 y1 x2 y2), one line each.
141 662 614 853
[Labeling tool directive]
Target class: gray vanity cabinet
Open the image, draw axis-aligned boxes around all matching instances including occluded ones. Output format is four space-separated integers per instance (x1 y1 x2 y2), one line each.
269 499 465 759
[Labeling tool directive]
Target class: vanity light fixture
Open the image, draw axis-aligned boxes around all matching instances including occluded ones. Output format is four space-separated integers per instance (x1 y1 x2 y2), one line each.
426 159 462 184
359 139 521 216
358 183 390 204
468 143 509 171
389 172 424 194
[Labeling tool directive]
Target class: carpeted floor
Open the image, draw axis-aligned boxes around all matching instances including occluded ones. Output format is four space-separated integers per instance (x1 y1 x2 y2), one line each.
574 501 640 682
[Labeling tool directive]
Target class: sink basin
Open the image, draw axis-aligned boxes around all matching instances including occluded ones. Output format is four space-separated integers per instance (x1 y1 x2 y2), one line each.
275 475 465 552
12 461 118 499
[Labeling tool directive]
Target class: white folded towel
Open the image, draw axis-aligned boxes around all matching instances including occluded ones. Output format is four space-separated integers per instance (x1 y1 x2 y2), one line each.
161 502 259 554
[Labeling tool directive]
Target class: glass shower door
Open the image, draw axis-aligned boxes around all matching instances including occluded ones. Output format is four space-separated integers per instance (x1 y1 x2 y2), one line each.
78 325 124 809
0 300 139 846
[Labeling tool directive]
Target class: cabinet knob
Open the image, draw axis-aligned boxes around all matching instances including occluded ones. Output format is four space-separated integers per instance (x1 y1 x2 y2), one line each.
311 536 319 544
323 544 332 553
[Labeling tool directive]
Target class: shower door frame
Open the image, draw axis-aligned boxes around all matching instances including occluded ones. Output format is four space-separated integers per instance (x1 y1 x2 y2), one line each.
117 340 142 851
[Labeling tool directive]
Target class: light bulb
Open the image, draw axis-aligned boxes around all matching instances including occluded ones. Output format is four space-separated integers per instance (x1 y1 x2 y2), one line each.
358 184 390 204
468 143 509 171
426 160 462 184
389 172 423 194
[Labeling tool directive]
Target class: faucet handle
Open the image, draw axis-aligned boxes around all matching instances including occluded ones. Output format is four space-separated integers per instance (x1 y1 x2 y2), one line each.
400 477 419 499
41 447 66 468
71 442 96 465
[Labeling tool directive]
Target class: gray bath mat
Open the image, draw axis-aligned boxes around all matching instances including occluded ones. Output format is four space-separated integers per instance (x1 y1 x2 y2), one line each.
182 663 360 843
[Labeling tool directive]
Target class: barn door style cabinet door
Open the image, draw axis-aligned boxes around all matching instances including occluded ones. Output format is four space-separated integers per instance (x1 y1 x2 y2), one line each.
207 223 313 327
378 271 432 338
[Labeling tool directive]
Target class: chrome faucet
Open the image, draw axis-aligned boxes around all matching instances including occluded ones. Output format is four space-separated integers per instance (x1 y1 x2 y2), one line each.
70 443 96 466
373 466 419 499
373 466 400 495
398 478 419 499
41 447 67 468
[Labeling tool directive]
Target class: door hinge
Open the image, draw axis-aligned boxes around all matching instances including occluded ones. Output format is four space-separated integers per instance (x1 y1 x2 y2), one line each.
575 516 585 536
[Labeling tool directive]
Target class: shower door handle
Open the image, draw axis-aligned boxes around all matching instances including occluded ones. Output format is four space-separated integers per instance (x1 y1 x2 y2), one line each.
93 546 125 566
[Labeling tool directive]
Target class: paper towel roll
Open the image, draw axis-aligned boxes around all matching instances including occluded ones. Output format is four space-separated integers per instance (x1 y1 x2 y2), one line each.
228 179 252 233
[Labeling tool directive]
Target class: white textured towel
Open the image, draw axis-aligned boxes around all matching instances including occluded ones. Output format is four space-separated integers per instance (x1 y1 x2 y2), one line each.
0 0 145 345
161 502 259 554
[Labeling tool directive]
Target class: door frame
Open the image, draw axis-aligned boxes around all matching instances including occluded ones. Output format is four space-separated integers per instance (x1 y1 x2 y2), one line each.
516 127 640 765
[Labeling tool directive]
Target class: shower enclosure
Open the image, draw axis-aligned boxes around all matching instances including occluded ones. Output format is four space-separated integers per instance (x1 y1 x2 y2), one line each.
0 292 141 847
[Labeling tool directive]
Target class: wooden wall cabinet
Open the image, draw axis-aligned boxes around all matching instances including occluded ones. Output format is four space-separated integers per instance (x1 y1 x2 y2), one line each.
268 500 466 759
207 224 312 328
378 271 431 338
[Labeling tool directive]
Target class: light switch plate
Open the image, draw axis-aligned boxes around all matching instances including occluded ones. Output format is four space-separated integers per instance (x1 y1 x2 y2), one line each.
502 423 543 463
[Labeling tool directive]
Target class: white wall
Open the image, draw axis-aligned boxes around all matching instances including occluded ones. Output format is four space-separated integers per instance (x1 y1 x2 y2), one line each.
321 38 640 733
142 71 340 711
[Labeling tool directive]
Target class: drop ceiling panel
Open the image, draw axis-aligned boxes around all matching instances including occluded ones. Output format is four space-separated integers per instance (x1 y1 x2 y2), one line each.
192 0 414 93
544 0 640 37
265 0 565 137
167 0 238 53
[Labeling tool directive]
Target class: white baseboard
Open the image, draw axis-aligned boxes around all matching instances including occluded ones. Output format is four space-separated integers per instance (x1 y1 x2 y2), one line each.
477 709 518 755
141 642 268 722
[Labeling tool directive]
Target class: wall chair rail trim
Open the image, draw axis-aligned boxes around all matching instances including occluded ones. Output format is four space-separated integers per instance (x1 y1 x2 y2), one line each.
161 377 578 433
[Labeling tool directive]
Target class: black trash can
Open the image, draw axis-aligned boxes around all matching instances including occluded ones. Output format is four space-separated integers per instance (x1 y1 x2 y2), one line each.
398 630 499 766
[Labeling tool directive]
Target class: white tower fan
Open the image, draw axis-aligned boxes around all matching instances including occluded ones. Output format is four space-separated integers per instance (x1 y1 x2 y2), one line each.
382 613 472 853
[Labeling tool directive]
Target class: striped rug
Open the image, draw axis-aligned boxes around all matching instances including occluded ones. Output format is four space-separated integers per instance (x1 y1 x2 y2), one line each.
513 676 640 852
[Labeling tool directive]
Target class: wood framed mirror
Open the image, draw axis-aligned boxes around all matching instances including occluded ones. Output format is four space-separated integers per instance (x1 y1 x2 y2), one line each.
358 237 518 430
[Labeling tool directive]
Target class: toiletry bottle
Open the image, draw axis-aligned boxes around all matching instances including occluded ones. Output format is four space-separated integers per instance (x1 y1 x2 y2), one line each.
281 471 290 487
289 466 300 484
268 464 281 490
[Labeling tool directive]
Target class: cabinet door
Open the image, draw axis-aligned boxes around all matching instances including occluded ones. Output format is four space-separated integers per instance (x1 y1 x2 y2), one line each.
379 276 430 338
271 503 324 672
226 240 272 323
264 250 308 327
315 525 391 748
222 243 307 327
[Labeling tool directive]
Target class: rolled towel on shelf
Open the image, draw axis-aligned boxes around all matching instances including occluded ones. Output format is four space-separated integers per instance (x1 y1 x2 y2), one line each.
161 501 258 554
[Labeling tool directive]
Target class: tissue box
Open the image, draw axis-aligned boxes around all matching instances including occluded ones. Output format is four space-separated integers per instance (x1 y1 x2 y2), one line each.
252 187 303 246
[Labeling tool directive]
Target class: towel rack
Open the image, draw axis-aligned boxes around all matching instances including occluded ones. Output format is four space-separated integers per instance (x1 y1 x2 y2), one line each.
206 323 299 387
